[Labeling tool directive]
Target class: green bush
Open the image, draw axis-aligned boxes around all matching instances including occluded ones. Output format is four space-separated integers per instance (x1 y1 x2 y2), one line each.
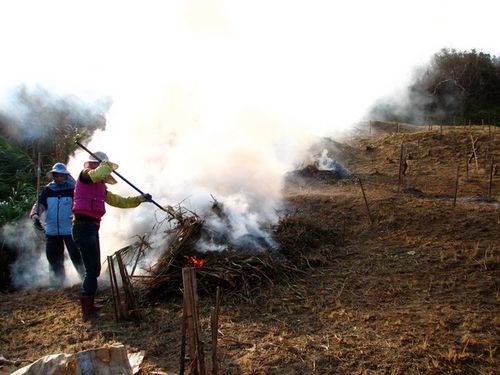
0 136 36 226
368 48 500 124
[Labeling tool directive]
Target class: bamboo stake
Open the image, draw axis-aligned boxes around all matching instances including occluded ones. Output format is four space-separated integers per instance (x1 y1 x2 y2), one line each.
179 301 188 375
416 139 420 173
116 252 142 321
465 151 469 180
115 253 130 314
211 287 221 375
440 122 443 136
130 241 144 277
109 255 123 321
358 177 373 224
107 256 119 322
453 165 459 209
488 158 494 198
397 141 404 193
470 135 479 173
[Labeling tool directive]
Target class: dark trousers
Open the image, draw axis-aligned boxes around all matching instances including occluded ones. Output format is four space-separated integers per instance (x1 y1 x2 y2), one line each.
72 221 101 296
45 235 84 287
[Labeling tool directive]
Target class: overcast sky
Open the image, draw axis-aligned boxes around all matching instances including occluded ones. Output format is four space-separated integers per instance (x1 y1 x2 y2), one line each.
0 0 498 133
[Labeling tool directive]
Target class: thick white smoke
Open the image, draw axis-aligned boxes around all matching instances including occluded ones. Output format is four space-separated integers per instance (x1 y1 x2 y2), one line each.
67 86 310 254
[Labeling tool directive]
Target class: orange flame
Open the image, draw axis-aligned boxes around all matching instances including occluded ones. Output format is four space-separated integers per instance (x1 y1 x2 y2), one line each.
184 255 208 268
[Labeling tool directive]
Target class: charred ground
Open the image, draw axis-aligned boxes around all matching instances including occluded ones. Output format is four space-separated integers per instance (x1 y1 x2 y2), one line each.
0 123 498 374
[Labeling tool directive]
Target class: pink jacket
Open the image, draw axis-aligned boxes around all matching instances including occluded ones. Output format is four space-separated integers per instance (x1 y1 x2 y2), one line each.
72 178 107 219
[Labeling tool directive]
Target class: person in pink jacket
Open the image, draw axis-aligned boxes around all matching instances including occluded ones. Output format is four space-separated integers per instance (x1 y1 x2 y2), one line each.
72 151 151 321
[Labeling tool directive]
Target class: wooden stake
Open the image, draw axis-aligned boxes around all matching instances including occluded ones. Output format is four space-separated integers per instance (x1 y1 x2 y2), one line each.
397 122 400 133
369 120 372 135
182 268 206 375
453 165 459 209
440 122 443 136
358 177 373 224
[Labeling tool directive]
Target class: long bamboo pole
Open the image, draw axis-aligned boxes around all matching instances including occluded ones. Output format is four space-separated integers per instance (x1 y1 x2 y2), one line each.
75 140 174 217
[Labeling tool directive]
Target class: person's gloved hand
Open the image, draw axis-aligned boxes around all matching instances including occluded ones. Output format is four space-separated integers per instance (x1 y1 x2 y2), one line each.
32 214 44 232
139 193 152 203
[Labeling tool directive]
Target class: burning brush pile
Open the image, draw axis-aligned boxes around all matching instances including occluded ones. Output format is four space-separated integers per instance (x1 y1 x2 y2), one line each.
110 197 331 304
285 149 352 183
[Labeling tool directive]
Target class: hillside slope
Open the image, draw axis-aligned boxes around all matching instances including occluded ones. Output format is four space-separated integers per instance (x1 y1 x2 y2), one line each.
1 125 498 374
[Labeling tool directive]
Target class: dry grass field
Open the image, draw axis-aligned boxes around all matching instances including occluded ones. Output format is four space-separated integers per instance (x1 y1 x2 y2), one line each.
1 123 498 374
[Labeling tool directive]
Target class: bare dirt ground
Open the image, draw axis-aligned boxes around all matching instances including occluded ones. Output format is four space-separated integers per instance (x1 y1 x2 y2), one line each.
1 123 499 374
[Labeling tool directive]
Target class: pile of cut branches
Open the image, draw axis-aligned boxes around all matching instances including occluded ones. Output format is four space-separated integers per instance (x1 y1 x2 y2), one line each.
116 199 337 301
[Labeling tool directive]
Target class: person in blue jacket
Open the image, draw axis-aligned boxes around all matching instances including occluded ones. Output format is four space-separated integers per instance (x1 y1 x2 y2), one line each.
29 163 84 289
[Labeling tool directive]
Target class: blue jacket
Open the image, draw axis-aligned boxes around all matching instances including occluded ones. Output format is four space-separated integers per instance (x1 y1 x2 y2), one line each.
36 180 75 236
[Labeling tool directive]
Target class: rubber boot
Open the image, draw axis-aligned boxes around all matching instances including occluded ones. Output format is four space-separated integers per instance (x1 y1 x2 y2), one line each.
80 295 98 322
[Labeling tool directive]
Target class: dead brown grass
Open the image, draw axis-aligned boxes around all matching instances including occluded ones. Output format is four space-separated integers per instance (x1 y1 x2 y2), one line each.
0 124 498 374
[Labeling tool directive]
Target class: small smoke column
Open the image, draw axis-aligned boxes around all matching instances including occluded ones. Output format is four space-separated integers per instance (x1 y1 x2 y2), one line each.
316 149 351 177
